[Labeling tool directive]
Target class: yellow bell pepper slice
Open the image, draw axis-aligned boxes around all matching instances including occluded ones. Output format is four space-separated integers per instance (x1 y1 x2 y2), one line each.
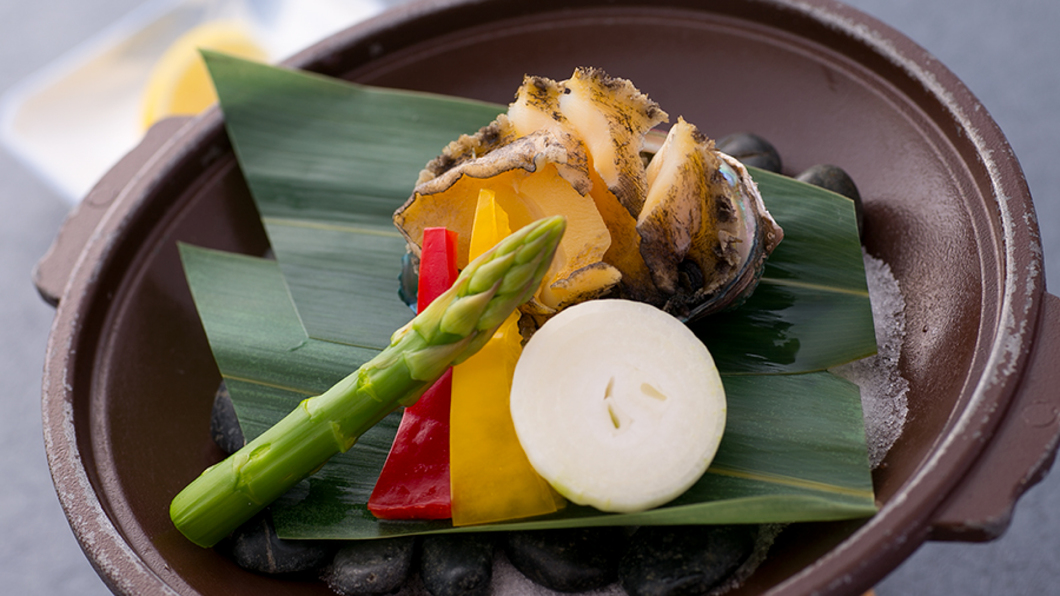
449 189 564 526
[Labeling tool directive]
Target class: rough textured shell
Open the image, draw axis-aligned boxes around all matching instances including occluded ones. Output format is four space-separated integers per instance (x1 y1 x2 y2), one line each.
639 127 783 321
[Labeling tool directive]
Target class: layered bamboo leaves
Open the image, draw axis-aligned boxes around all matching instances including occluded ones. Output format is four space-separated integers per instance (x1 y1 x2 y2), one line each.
182 53 879 539
207 50 500 349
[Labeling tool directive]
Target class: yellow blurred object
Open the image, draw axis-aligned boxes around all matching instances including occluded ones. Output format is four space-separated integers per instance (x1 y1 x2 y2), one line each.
140 21 266 130
449 189 565 526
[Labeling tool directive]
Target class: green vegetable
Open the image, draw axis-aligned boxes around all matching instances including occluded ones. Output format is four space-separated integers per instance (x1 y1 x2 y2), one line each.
170 216 566 547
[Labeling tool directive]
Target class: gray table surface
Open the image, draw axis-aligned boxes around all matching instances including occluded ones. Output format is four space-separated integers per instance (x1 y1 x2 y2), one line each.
1 0 1057 594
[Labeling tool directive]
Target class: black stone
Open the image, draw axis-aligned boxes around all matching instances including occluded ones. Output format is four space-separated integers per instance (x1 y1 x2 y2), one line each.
210 381 245 454
618 525 757 596
504 527 629 592
326 536 417 596
795 164 864 236
716 133 783 173
398 251 420 312
420 533 495 596
222 512 335 576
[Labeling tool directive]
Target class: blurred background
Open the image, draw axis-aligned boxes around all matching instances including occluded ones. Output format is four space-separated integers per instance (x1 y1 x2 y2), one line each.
0 0 1056 593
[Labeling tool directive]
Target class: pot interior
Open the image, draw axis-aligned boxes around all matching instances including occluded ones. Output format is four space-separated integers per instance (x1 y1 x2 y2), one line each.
56 1 1021 594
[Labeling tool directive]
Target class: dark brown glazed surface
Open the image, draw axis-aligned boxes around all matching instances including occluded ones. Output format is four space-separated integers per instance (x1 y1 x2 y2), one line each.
37 1 1059 595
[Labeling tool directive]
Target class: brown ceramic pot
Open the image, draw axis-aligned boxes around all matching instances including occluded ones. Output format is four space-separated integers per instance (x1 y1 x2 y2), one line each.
35 0 1060 595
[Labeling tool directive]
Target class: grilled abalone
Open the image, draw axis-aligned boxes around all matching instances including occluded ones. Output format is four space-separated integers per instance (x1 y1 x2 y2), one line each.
639 121 783 321
393 68 783 322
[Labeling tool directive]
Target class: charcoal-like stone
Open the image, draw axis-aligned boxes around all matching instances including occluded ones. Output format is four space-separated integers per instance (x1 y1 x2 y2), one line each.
420 533 495 596
716 133 783 173
795 164 864 236
398 251 420 312
210 381 245 454
619 525 757 596
326 536 417 596
224 512 334 576
505 527 628 592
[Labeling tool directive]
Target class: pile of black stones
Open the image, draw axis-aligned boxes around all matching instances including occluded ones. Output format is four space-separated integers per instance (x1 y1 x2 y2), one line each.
207 134 862 595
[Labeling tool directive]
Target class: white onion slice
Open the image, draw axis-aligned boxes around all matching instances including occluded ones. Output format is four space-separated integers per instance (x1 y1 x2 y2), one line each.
510 299 726 513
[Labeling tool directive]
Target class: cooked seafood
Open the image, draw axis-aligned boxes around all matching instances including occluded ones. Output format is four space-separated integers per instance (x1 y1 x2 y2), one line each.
394 67 783 322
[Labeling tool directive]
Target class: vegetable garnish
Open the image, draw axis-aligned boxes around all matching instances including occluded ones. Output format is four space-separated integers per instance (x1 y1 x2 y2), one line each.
449 190 565 526
170 216 566 547
510 299 726 513
367 227 460 520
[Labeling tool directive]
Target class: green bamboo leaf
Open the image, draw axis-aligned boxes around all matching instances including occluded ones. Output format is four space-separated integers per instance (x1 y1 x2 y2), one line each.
752 169 869 289
180 243 401 501
698 281 874 373
180 244 874 539
204 51 500 349
691 168 876 373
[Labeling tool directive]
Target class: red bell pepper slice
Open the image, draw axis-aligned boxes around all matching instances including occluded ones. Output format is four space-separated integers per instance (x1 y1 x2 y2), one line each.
368 227 458 519
414 228 459 314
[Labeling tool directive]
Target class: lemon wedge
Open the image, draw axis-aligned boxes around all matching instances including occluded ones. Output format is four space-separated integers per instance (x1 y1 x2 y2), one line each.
140 21 267 130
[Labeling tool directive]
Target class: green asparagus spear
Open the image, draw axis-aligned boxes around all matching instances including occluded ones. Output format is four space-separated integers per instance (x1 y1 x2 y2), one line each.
171 215 566 547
